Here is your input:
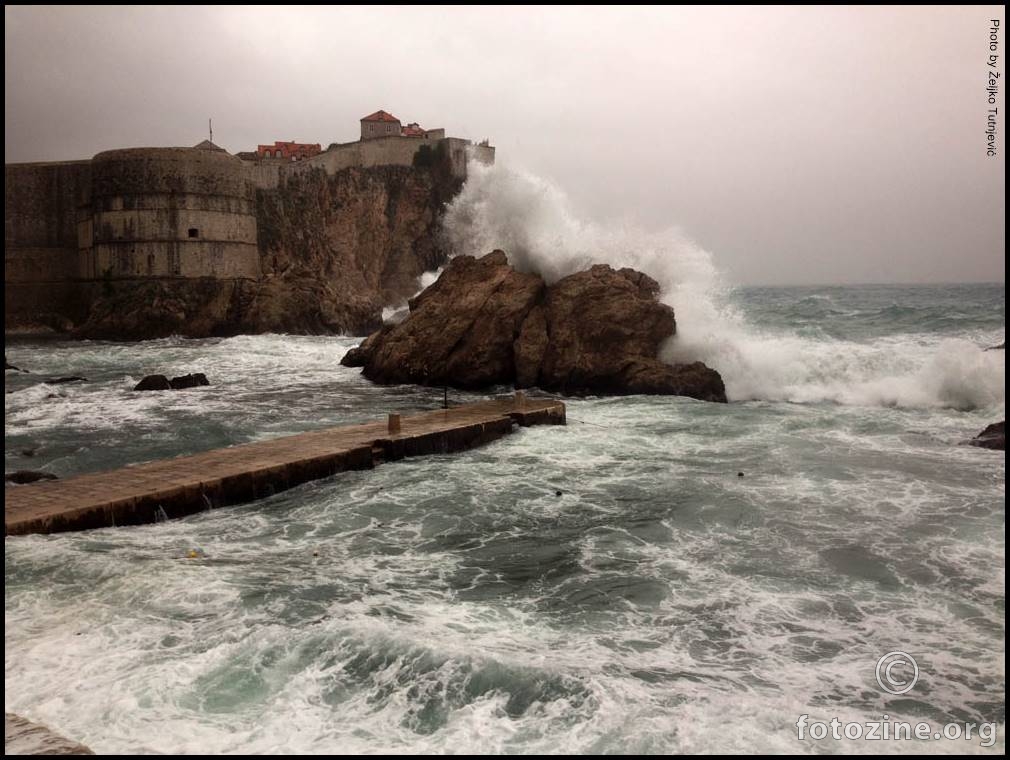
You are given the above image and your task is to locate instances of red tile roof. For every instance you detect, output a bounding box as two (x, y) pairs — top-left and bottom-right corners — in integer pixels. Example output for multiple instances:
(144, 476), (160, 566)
(256, 141), (322, 159)
(401, 123), (426, 137)
(361, 110), (400, 123)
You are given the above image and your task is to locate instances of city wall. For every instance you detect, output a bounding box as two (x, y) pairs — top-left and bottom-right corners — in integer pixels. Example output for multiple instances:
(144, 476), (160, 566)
(5, 135), (494, 331)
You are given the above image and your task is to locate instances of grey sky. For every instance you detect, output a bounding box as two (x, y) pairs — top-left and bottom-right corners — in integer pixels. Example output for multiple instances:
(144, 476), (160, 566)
(4, 5), (1005, 285)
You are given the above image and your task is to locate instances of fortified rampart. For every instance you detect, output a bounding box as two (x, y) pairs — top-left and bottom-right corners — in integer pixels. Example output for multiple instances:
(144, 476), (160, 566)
(305, 134), (493, 178)
(5, 126), (494, 332)
(5, 160), (92, 326)
(81, 148), (260, 280)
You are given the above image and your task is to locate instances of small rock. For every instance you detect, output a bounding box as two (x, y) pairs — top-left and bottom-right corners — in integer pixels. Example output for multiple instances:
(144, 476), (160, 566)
(340, 346), (370, 368)
(555, 490), (563, 496)
(169, 373), (210, 390)
(967, 420), (1005, 451)
(738, 472), (745, 477)
(5, 356), (28, 372)
(985, 341), (1005, 351)
(43, 376), (87, 385)
(134, 375), (172, 391)
(6, 470), (59, 484)
(21, 447), (38, 458)
(340, 328), (390, 368)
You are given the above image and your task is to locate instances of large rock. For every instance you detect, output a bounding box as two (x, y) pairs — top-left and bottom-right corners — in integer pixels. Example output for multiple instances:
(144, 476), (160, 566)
(361, 251), (545, 388)
(617, 359), (727, 401)
(134, 374), (171, 391)
(968, 420), (1005, 450)
(518, 264), (724, 400)
(169, 373), (210, 390)
(513, 304), (549, 388)
(351, 251), (726, 402)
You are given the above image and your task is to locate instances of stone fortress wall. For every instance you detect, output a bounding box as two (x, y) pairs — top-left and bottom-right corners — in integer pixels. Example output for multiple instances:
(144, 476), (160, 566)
(246, 133), (494, 190)
(82, 148), (260, 280)
(5, 122), (495, 330)
(303, 134), (494, 178)
(5, 161), (93, 326)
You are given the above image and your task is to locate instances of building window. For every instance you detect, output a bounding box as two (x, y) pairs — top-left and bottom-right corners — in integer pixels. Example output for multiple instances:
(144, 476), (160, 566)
(188, 228), (199, 238)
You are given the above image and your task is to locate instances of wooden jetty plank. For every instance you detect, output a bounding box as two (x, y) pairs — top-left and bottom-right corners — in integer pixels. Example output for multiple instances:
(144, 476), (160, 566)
(5, 396), (565, 536)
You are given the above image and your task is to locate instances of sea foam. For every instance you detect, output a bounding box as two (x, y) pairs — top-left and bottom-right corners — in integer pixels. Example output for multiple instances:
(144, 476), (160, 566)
(440, 162), (1004, 410)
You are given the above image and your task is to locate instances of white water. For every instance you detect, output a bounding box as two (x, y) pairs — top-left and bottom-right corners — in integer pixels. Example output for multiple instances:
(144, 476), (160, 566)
(5, 361), (1005, 753)
(441, 163), (1004, 410)
(4, 163), (1004, 756)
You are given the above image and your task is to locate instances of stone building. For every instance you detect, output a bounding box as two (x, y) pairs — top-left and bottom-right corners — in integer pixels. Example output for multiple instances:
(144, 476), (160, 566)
(360, 109), (401, 140)
(360, 111), (445, 141)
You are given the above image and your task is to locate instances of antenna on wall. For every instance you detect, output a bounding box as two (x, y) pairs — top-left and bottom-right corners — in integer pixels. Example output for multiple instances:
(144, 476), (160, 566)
(209, 118), (213, 144)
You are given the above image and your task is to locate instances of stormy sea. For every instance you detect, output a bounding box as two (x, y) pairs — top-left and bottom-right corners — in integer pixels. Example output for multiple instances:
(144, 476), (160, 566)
(4, 166), (1005, 754)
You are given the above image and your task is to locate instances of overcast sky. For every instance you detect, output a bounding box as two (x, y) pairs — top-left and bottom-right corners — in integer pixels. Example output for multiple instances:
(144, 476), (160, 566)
(5, 5), (1005, 285)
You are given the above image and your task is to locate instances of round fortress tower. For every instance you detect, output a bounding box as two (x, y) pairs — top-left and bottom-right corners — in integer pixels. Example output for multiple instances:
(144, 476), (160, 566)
(81, 147), (260, 279)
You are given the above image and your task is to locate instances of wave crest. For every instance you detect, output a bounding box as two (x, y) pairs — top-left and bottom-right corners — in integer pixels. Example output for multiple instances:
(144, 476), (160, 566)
(441, 162), (1003, 410)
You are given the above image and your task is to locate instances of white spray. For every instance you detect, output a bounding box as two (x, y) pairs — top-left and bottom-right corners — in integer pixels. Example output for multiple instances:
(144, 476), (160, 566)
(435, 162), (1004, 410)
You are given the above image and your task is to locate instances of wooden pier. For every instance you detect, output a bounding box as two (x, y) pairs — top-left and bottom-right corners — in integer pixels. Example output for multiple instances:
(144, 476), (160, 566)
(4, 395), (566, 537)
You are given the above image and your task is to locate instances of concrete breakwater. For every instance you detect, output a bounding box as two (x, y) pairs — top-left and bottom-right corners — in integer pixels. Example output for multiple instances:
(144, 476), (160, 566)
(4, 396), (565, 536)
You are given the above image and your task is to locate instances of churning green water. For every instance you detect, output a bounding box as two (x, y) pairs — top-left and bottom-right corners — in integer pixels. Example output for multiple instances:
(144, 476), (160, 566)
(4, 283), (1005, 753)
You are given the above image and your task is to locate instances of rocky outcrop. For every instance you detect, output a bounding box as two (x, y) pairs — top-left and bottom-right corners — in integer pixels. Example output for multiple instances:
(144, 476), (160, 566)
(134, 373), (210, 391)
(358, 251), (545, 387)
(169, 373), (209, 390)
(968, 420), (1005, 450)
(73, 163), (461, 339)
(133, 375), (171, 391)
(517, 264), (724, 400)
(346, 251), (726, 402)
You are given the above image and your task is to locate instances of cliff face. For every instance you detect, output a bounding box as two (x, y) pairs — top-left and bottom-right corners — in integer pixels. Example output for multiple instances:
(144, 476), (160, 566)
(74, 164), (460, 339)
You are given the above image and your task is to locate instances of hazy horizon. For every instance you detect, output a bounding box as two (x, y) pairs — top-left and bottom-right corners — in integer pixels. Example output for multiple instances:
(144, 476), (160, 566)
(5, 5), (1005, 286)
